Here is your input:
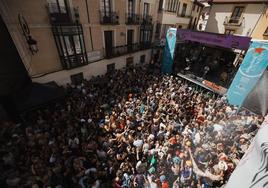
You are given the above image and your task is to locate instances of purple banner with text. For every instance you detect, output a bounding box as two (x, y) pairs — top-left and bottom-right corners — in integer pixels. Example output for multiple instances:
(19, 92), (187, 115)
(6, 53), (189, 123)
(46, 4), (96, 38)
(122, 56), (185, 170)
(177, 29), (251, 50)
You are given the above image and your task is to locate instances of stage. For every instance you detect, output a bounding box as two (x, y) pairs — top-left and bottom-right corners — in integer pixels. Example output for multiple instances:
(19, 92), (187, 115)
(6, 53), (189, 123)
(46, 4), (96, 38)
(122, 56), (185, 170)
(176, 73), (227, 95)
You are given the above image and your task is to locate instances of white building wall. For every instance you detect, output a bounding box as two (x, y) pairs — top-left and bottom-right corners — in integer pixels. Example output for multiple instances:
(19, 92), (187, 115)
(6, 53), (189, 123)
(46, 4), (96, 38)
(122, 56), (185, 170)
(205, 4), (263, 36)
(32, 50), (152, 85)
(161, 13), (191, 25)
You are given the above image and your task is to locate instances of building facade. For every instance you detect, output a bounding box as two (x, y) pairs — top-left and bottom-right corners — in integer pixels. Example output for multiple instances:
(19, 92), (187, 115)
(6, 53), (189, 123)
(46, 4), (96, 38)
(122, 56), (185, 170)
(205, 0), (268, 37)
(155, 0), (203, 40)
(251, 7), (268, 40)
(196, 0), (211, 31)
(0, 0), (159, 85)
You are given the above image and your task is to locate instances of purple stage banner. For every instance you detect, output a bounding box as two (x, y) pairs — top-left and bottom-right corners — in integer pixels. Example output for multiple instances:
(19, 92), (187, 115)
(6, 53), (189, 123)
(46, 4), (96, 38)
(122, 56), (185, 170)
(177, 29), (251, 50)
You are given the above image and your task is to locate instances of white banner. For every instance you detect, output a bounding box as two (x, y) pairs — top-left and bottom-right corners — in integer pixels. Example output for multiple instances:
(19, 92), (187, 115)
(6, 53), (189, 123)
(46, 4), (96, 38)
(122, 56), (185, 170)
(226, 115), (268, 188)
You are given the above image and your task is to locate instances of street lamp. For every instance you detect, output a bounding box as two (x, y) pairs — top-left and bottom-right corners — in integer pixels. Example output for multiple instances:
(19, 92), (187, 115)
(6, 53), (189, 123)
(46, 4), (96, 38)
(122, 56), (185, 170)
(27, 35), (38, 55)
(18, 14), (38, 55)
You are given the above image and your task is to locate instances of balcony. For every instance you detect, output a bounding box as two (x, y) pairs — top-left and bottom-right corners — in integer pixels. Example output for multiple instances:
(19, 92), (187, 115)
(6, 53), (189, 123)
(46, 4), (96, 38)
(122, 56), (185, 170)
(140, 42), (152, 50)
(100, 11), (119, 25)
(51, 24), (88, 70)
(142, 15), (153, 24)
(104, 42), (151, 59)
(177, 13), (192, 18)
(47, 3), (79, 24)
(224, 16), (244, 27)
(126, 13), (141, 25)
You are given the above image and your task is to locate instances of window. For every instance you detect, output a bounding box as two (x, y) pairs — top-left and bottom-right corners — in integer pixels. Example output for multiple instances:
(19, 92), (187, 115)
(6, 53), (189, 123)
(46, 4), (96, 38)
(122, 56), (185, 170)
(71, 72), (84, 85)
(140, 55), (146, 64)
(107, 63), (115, 73)
(143, 3), (149, 17)
(177, 2), (181, 16)
(193, 17), (197, 29)
(166, 0), (179, 12)
(128, 0), (135, 15)
(192, 4), (196, 11)
(159, 0), (164, 10)
(181, 3), (187, 17)
(101, 0), (112, 16)
(48, 0), (67, 13)
(225, 29), (235, 35)
(59, 35), (82, 56)
(230, 6), (244, 23)
(52, 24), (87, 69)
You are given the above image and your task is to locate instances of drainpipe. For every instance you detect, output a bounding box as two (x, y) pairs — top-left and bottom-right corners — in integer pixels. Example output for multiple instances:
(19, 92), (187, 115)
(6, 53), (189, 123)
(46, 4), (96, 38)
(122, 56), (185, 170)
(85, 0), (94, 50)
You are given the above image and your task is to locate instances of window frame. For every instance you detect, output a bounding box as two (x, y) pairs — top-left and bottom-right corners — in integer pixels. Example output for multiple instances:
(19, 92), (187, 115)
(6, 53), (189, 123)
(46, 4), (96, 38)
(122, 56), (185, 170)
(263, 27), (268, 36)
(229, 6), (244, 23)
(181, 3), (187, 17)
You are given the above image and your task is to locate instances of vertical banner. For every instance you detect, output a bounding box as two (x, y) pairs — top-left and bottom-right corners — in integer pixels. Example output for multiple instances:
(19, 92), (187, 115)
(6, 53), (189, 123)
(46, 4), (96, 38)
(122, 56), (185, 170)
(226, 115), (268, 188)
(161, 28), (177, 74)
(242, 70), (268, 116)
(227, 41), (268, 106)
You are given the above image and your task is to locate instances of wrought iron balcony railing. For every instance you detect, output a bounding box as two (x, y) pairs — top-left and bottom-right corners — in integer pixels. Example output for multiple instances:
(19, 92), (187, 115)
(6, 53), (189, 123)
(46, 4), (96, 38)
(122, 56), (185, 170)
(126, 13), (141, 25)
(224, 16), (244, 26)
(99, 10), (119, 25)
(48, 3), (79, 24)
(142, 15), (153, 24)
(177, 13), (192, 18)
(104, 42), (151, 59)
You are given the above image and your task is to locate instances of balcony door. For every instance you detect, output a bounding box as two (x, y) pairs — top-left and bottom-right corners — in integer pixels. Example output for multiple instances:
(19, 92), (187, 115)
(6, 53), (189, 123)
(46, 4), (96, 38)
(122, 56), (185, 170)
(47, 0), (69, 22)
(230, 6), (244, 23)
(104, 30), (113, 58)
(101, 0), (112, 22)
(128, 0), (135, 15)
(127, 29), (134, 52)
(143, 3), (149, 17)
(181, 3), (187, 17)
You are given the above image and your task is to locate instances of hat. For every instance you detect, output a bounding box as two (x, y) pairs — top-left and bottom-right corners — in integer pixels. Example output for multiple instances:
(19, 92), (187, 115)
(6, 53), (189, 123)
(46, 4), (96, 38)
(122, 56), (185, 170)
(148, 167), (156, 174)
(186, 141), (191, 147)
(218, 161), (228, 171)
(160, 175), (166, 182)
(173, 156), (181, 164)
(186, 160), (192, 167)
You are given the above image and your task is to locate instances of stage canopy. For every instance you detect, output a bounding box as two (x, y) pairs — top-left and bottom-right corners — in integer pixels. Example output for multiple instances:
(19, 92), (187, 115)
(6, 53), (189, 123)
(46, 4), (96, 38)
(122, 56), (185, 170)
(176, 29), (251, 50)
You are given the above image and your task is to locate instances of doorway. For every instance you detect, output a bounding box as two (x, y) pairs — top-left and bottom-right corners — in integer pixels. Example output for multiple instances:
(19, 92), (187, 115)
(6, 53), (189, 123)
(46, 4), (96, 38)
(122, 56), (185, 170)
(127, 29), (134, 52)
(104, 30), (113, 57)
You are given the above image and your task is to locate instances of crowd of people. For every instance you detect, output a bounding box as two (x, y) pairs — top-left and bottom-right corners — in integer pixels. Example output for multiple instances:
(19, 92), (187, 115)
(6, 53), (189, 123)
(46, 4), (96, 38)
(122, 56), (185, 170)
(0, 64), (263, 188)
